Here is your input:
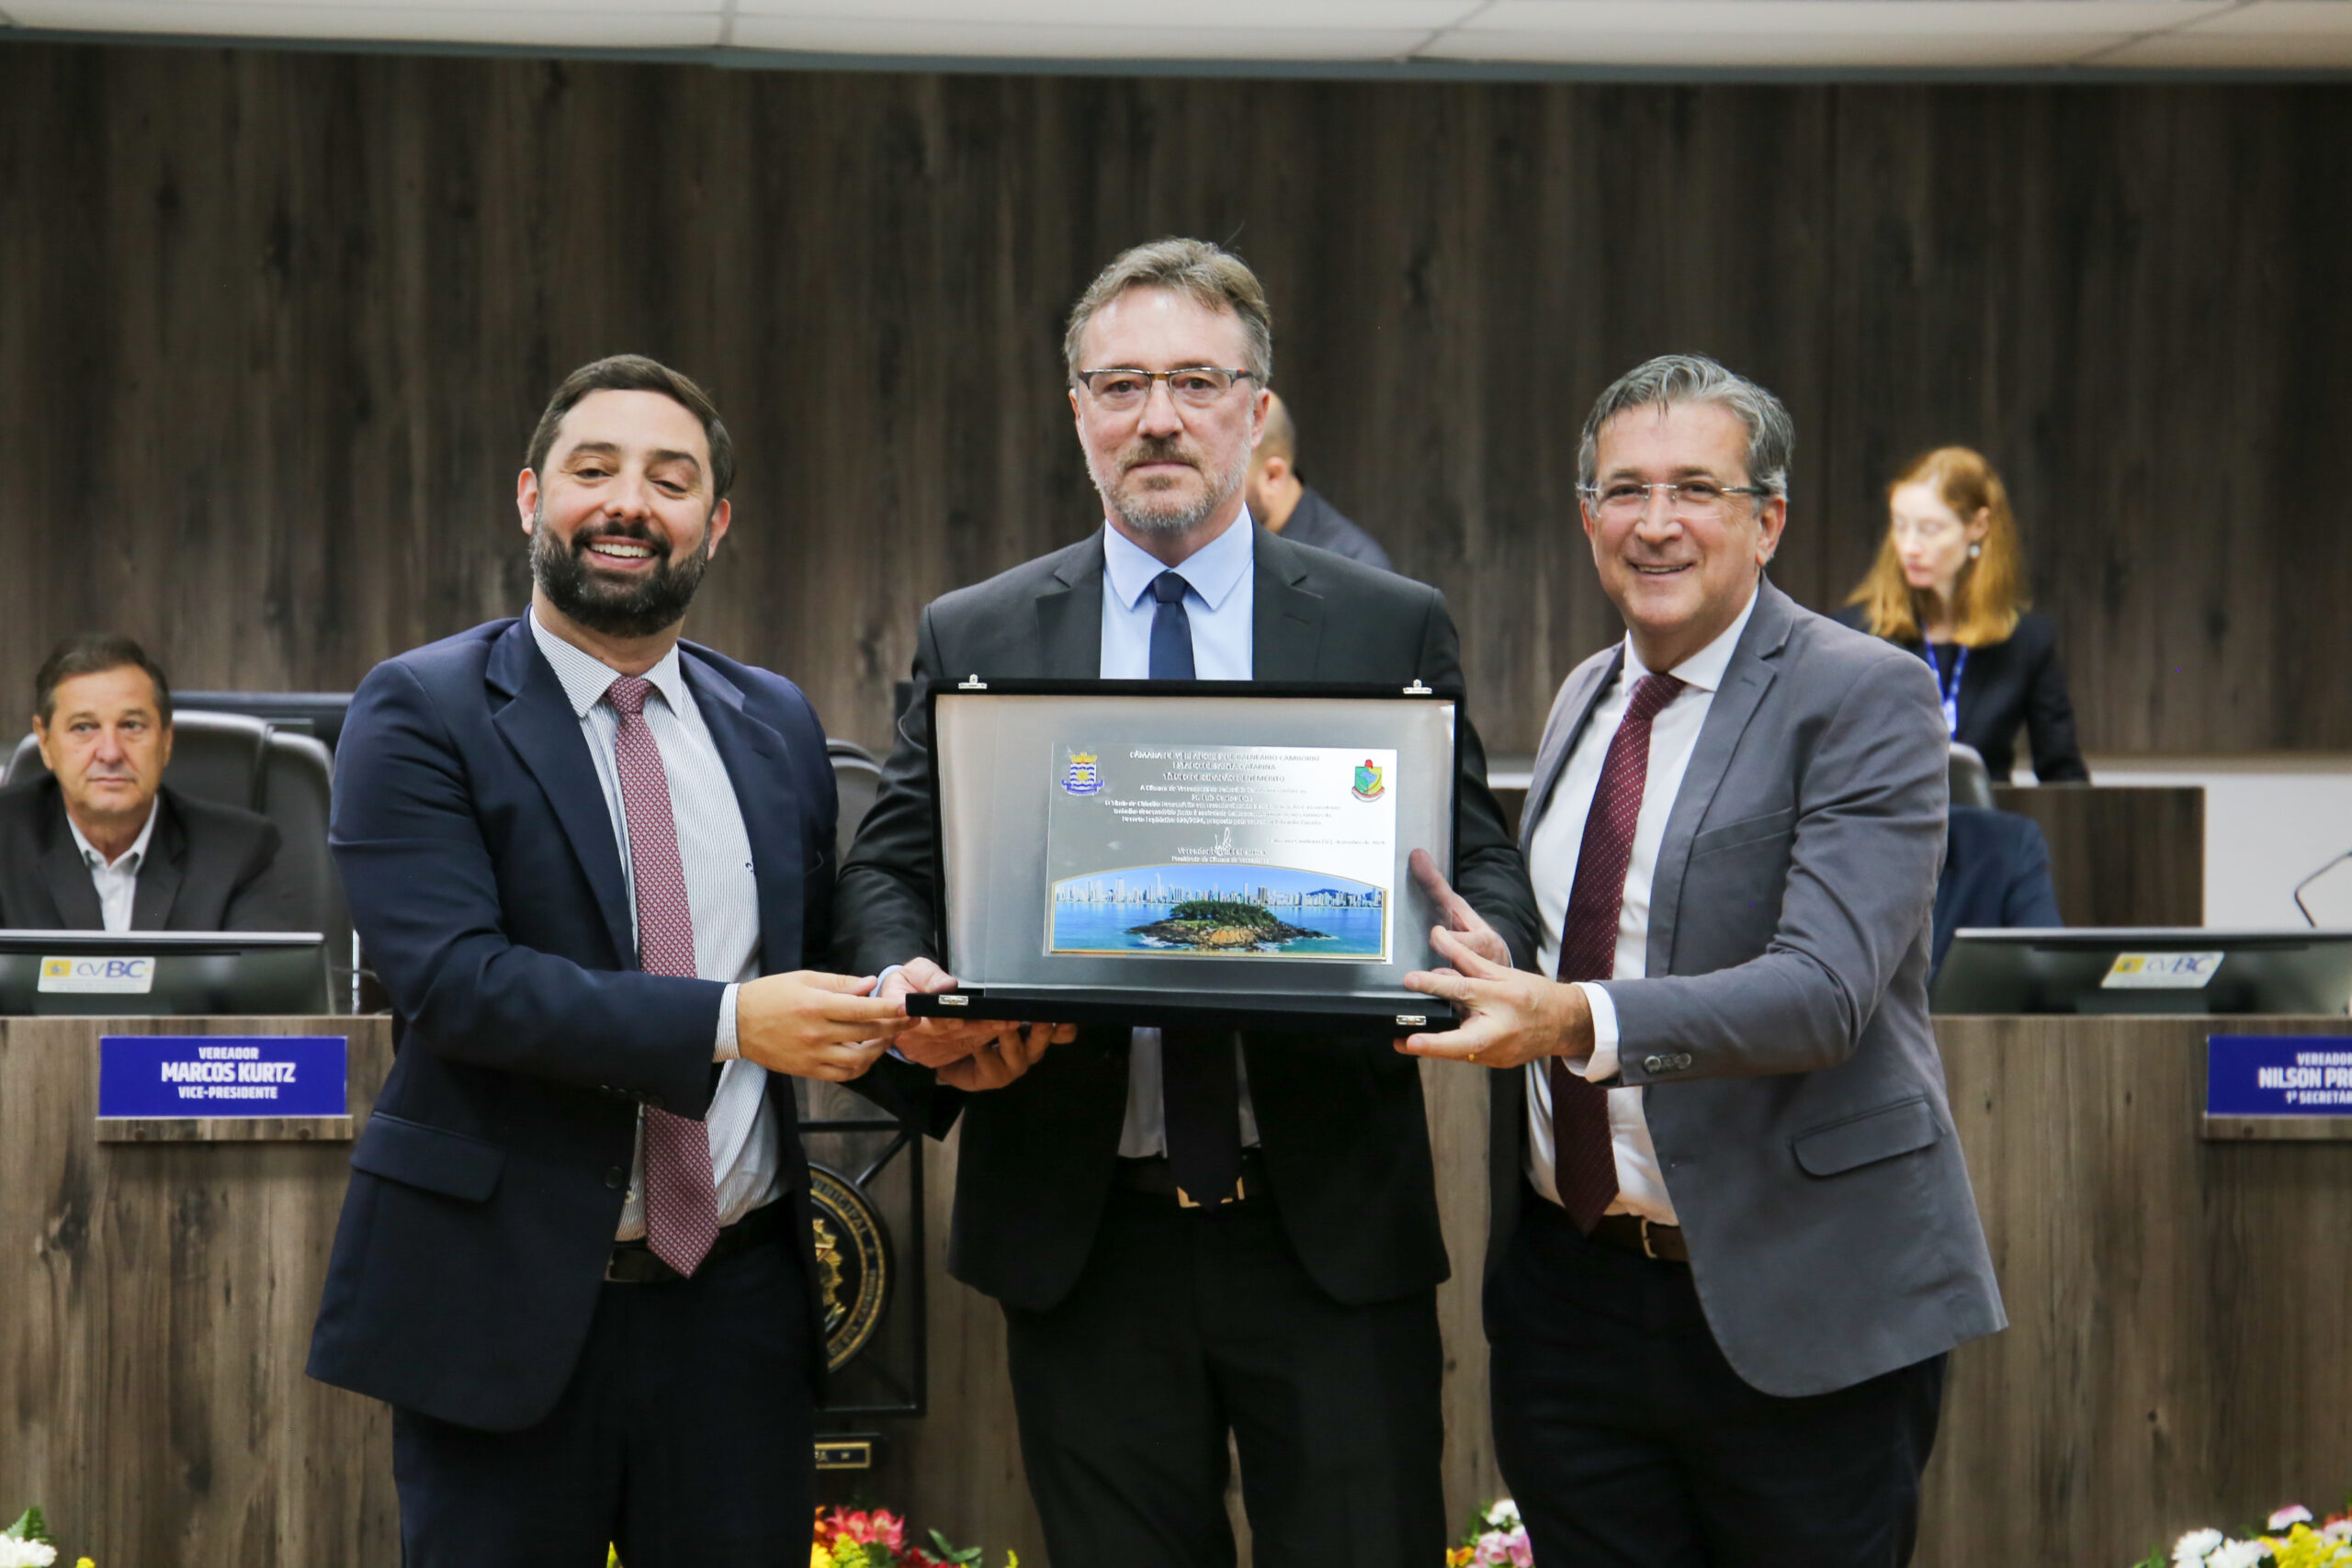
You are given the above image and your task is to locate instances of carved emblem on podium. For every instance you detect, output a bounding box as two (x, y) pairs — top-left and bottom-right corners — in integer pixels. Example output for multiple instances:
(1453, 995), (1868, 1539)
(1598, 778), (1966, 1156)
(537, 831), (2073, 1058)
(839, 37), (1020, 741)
(808, 1164), (892, 1373)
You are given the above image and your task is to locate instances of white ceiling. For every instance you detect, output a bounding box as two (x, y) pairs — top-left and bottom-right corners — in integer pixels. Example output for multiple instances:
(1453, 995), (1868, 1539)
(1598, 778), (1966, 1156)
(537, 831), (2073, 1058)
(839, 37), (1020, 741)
(4, 0), (2351, 70)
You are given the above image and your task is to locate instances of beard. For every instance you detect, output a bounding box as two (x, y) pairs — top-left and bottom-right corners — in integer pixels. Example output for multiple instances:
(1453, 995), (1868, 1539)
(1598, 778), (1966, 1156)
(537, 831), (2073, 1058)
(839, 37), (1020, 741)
(530, 504), (713, 639)
(1093, 433), (1252, 537)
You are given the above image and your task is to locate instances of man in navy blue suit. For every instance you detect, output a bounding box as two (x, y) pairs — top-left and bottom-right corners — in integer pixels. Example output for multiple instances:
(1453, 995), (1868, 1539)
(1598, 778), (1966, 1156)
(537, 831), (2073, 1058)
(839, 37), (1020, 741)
(306, 355), (928, 1568)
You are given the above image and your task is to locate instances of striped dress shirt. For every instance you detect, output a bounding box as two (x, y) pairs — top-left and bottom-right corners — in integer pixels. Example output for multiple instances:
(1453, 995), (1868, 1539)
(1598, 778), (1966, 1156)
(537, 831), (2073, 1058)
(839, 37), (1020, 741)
(528, 610), (782, 1238)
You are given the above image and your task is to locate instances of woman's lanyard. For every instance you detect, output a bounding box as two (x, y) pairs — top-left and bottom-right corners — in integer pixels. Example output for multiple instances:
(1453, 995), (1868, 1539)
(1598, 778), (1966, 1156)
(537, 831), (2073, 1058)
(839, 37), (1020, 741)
(1921, 642), (1966, 738)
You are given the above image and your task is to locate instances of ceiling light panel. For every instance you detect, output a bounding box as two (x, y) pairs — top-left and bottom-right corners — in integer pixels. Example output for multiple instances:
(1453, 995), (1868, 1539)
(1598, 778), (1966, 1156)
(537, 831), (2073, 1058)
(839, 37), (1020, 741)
(6, 0), (723, 42)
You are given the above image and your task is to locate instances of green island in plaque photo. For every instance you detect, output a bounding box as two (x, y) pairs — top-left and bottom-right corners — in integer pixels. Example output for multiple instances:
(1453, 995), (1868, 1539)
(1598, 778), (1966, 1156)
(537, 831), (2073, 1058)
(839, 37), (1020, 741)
(1050, 864), (1387, 958)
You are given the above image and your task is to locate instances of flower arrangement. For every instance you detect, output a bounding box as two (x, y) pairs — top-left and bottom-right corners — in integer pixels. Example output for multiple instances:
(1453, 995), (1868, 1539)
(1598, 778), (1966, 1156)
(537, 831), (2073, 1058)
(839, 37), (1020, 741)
(809, 1507), (1012, 1568)
(2134, 1503), (2352, 1567)
(1446, 1499), (1531, 1567)
(1, 1508), (94, 1568)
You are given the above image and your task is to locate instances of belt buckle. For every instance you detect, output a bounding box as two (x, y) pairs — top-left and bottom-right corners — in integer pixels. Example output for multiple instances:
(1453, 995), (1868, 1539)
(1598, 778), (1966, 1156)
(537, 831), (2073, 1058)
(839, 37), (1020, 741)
(1176, 1176), (1246, 1210)
(1638, 1218), (1660, 1260)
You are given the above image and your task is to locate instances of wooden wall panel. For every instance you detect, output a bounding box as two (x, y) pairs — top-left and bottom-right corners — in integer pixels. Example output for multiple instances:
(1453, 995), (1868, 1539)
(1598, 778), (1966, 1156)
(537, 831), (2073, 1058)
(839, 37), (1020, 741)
(2, 47), (2349, 761)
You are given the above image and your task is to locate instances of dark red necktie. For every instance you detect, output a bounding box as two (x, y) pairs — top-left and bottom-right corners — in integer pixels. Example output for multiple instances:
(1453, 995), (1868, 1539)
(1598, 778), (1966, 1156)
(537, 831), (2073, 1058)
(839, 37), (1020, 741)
(606, 675), (723, 1277)
(1550, 671), (1684, 1233)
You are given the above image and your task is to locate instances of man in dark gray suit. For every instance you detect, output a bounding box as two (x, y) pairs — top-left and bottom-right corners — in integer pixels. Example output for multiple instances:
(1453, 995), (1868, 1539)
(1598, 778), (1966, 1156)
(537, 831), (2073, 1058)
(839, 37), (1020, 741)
(0, 633), (296, 931)
(1403, 355), (2003, 1566)
(1245, 391), (1395, 570)
(837, 238), (1536, 1566)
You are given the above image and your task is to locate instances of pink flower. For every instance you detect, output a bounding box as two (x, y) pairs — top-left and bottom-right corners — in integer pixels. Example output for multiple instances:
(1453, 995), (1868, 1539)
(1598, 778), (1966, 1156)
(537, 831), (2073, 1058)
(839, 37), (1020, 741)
(2269, 1505), (2314, 1531)
(1508, 1529), (1533, 1567)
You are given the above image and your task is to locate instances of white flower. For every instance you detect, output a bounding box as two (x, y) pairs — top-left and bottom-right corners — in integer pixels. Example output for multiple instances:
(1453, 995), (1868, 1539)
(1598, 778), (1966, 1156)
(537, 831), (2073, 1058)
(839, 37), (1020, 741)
(1484, 1500), (1522, 1529)
(2271, 1506), (2316, 1530)
(2177, 1530), (2226, 1564)
(2209, 1541), (2273, 1568)
(0, 1540), (59, 1568)
(2324, 1519), (2352, 1542)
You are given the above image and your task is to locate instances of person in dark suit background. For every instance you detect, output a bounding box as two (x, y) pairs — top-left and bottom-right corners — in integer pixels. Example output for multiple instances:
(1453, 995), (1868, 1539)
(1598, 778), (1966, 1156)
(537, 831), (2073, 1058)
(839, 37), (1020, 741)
(1838, 445), (2088, 784)
(1245, 389), (1396, 570)
(835, 239), (1538, 1566)
(305, 355), (906, 1568)
(0, 633), (297, 931)
(1406, 356), (2004, 1566)
(1933, 806), (2063, 974)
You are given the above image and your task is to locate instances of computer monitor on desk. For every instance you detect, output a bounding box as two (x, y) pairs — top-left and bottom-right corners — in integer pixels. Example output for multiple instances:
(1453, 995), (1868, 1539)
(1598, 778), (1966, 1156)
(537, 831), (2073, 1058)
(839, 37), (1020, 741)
(0, 931), (330, 1016)
(1932, 929), (2352, 1016)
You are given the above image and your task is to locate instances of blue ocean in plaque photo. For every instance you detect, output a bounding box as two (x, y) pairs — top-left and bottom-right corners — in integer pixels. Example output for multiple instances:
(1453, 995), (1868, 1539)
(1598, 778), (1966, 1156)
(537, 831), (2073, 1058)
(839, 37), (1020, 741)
(1050, 864), (1388, 959)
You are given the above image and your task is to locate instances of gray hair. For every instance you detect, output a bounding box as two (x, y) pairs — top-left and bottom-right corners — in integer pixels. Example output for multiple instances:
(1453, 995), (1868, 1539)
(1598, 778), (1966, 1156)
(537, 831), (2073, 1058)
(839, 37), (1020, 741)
(1577, 354), (1794, 501)
(1064, 237), (1273, 387)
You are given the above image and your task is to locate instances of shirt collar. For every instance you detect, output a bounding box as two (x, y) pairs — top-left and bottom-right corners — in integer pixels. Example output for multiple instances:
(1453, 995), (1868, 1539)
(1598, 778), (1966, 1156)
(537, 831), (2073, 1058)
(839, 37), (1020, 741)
(1102, 510), (1256, 615)
(1623, 578), (1761, 695)
(67, 795), (160, 874)
(527, 607), (691, 720)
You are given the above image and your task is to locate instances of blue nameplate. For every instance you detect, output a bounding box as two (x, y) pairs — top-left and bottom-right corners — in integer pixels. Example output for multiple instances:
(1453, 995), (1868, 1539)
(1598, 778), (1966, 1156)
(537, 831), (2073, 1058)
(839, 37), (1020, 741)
(2207, 1035), (2352, 1117)
(98, 1035), (348, 1119)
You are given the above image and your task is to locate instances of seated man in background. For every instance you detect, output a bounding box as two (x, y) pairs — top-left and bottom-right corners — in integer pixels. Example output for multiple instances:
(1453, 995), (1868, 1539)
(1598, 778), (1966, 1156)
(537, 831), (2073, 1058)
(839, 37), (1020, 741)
(1246, 389), (1396, 570)
(0, 633), (297, 931)
(1932, 806), (2063, 975)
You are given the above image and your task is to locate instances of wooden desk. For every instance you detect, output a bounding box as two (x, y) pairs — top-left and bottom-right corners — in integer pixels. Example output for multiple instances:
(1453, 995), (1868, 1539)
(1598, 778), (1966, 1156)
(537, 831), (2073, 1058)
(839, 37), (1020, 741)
(9, 1014), (2346, 1565)
(0, 1016), (396, 1567)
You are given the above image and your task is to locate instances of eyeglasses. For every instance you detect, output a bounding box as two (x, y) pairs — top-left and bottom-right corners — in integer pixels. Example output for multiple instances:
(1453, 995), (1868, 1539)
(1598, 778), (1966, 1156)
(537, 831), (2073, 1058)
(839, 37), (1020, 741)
(1579, 479), (1770, 523)
(1073, 367), (1255, 412)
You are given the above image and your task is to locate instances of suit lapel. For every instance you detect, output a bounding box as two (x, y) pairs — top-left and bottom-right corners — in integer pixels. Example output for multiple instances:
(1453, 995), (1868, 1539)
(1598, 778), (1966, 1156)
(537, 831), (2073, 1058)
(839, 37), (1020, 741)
(1520, 648), (1625, 853)
(1036, 533), (1108, 678)
(1250, 528), (1324, 680)
(486, 620), (636, 965)
(129, 795), (185, 930)
(1644, 581), (1793, 972)
(684, 654), (805, 976)
(35, 789), (104, 929)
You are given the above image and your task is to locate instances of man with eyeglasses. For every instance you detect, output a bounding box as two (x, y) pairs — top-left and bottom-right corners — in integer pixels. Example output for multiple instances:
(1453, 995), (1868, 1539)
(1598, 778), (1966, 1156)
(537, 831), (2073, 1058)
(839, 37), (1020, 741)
(1402, 355), (2004, 1566)
(836, 238), (1537, 1565)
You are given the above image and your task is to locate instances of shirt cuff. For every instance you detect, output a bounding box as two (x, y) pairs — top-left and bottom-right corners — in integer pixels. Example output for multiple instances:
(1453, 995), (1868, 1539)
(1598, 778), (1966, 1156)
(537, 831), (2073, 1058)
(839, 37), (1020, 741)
(876, 965), (910, 1062)
(715, 983), (741, 1062)
(1566, 981), (1620, 1083)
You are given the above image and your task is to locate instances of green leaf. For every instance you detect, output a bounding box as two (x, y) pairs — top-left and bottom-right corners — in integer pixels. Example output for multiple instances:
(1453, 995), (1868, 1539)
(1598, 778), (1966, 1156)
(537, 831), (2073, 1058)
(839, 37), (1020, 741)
(926, 1528), (982, 1564)
(4, 1506), (51, 1543)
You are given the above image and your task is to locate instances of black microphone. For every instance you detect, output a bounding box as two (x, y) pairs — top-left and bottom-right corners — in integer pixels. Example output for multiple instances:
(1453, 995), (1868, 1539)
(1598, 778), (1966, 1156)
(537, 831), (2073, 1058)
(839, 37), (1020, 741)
(2291, 848), (2352, 928)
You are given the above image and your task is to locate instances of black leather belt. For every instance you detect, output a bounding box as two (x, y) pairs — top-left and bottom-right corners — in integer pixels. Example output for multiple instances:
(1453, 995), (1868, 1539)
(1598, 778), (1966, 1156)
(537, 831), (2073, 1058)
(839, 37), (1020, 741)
(1113, 1147), (1267, 1208)
(1588, 1212), (1689, 1264)
(605, 1196), (786, 1284)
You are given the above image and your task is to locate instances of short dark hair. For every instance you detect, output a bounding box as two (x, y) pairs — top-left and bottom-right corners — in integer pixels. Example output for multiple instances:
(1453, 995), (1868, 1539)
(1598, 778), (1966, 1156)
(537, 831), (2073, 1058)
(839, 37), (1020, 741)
(36, 633), (173, 727)
(524, 354), (735, 502)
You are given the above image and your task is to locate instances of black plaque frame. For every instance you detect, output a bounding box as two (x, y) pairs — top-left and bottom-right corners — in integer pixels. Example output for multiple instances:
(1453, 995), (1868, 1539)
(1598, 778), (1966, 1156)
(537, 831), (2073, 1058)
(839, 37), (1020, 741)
(908, 677), (1462, 1032)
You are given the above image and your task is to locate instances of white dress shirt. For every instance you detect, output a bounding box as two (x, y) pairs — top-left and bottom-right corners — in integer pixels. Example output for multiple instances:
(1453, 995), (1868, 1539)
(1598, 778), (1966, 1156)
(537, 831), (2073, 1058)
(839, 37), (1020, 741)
(66, 799), (160, 933)
(1097, 517), (1264, 1157)
(528, 611), (781, 1237)
(1524, 586), (1760, 1225)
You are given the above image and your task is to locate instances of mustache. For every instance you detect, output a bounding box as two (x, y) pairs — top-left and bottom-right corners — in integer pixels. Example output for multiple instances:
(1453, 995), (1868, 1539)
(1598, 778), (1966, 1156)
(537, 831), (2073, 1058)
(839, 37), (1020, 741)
(1120, 436), (1201, 473)
(571, 520), (670, 557)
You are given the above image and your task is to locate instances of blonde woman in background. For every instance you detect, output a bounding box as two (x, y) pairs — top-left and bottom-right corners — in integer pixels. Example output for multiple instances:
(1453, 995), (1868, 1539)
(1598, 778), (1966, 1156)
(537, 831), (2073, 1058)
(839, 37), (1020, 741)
(1838, 446), (2089, 783)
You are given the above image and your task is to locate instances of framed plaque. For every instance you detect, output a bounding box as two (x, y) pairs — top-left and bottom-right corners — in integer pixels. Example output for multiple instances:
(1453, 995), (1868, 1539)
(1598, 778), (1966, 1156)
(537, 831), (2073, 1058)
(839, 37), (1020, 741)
(907, 678), (1461, 1031)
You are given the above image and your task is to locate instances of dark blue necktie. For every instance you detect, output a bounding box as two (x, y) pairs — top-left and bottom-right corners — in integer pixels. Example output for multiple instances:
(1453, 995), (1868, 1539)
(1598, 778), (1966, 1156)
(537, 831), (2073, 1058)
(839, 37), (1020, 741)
(1148, 570), (1196, 681)
(1143, 568), (1241, 1202)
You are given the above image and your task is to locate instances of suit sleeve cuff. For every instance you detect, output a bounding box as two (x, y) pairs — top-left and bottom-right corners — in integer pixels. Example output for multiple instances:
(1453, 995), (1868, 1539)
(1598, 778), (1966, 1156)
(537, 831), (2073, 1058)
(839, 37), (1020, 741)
(1567, 980), (1619, 1082)
(715, 983), (741, 1062)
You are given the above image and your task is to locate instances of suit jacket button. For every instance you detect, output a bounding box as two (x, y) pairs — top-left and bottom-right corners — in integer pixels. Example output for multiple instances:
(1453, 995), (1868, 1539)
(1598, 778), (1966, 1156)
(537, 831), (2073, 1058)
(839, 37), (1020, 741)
(605, 1167), (627, 1190)
(1675, 1054), (1693, 1070)
(1644, 1055), (1668, 1073)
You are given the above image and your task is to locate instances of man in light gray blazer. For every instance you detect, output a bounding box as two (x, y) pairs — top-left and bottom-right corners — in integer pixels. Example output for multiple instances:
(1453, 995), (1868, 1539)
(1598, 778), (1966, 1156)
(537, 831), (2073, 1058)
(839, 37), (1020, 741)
(1402, 354), (2004, 1566)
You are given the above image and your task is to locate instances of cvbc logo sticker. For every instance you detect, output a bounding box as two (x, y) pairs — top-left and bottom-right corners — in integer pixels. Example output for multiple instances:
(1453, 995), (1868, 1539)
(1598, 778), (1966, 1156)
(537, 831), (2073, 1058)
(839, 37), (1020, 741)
(38, 954), (157, 993)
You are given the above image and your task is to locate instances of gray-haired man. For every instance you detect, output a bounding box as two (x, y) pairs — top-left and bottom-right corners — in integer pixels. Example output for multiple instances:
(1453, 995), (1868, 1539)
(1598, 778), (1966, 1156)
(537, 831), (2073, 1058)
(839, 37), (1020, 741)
(1403, 355), (2004, 1565)
(837, 238), (1538, 1566)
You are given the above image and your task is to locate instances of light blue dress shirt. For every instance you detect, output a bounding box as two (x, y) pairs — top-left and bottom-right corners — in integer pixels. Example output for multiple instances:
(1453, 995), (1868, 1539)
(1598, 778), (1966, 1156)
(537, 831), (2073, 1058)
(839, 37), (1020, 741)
(1098, 510), (1256, 681)
(1096, 516), (1263, 1157)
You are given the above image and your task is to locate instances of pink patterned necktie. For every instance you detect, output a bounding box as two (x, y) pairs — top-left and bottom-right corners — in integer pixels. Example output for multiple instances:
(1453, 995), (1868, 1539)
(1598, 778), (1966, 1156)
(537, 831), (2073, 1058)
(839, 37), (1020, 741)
(605, 674), (722, 1278)
(1550, 671), (1685, 1234)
